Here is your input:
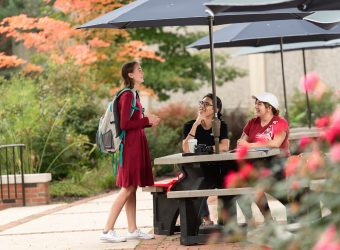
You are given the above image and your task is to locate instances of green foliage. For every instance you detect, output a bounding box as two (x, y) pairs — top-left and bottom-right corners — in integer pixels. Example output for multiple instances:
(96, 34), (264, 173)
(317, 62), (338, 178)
(146, 125), (180, 176)
(146, 103), (196, 176)
(0, 61), (101, 179)
(130, 28), (244, 100)
(50, 179), (92, 198)
(289, 89), (337, 128)
(50, 157), (116, 199)
(221, 108), (248, 150)
(0, 0), (52, 19)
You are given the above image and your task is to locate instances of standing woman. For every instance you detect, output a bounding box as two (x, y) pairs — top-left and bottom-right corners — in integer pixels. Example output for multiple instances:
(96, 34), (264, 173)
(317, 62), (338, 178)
(182, 94), (230, 225)
(100, 61), (160, 242)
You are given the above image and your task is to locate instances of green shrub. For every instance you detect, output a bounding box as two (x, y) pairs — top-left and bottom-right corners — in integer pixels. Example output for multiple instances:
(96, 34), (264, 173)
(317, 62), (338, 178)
(222, 108), (248, 150)
(50, 179), (93, 198)
(146, 103), (196, 176)
(0, 62), (101, 179)
(50, 157), (116, 199)
(289, 89), (337, 128)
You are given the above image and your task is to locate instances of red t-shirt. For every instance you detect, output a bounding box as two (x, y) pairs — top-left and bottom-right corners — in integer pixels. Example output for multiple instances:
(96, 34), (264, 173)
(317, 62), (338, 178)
(243, 116), (290, 156)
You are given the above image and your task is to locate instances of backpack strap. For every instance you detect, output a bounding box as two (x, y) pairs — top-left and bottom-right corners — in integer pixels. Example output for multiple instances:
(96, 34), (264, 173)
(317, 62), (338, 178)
(115, 88), (138, 168)
(116, 88), (139, 118)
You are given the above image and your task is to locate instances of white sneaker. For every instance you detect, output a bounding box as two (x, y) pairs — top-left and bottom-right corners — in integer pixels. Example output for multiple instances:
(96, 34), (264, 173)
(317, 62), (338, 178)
(126, 229), (155, 240)
(100, 230), (127, 242)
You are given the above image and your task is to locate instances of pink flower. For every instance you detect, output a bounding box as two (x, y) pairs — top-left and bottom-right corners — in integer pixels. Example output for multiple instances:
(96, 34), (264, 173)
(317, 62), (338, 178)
(322, 126), (339, 145)
(331, 107), (340, 128)
(315, 116), (330, 128)
(300, 72), (319, 93)
(236, 145), (248, 160)
(239, 163), (255, 180)
(285, 156), (301, 177)
(224, 171), (240, 188)
(330, 143), (340, 163)
(313, 225), (340, 250)
(298, 136), (313, 149)
(290, 180), (300, 190)
(306, 150), (323, 172)
(259, 168), (272, 177)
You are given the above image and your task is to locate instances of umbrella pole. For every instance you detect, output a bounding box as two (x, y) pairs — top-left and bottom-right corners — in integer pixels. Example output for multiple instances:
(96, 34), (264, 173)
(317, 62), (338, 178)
(302, 49), (312, 128)
(279, 38), (289, 122)
(207, 11), (220, 154)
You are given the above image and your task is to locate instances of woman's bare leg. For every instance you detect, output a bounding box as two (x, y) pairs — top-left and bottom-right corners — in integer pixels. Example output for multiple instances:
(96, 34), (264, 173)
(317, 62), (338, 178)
(125, 187), (137, 232)
(104, 186), (135, 231)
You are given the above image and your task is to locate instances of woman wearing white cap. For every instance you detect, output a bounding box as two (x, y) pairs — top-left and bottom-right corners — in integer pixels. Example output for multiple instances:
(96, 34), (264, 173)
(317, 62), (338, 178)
(237, 92), (290, 156)
(237, 92), (290, 223)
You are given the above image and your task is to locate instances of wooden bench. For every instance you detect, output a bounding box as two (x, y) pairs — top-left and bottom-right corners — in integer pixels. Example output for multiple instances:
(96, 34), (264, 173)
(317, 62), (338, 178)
(167, 179), (327, 245)
(289, 127), (322, 141)
(142, 178), (180, 235)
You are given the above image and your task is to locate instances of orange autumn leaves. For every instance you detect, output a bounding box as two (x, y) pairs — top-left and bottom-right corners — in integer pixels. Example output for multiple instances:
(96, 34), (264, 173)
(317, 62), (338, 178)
(49, 0), (123, 22)
(117, 41), (165, 63)
(0, 53), (26, 69)
(0, 14), (108, 70)
(0, 1), (164, 72)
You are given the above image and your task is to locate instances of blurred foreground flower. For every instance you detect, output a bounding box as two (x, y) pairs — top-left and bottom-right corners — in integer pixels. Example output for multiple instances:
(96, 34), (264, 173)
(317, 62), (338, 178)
(236, 145), (249, 161)
(223, 163), (270, 188)
(300, 72), (319, 94)
(321, 107), (340, 144)
(329, 143), (340, 163)
(313, 225), (340, 250)
(300, 72), (328, 100)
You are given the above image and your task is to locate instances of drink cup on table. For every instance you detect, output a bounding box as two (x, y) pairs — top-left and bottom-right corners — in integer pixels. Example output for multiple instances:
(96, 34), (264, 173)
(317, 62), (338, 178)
(188, 139), (198, 153)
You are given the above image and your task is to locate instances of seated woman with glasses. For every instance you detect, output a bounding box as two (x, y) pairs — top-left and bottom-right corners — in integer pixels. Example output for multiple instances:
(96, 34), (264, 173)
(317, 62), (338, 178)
(182, 93), (230, 226)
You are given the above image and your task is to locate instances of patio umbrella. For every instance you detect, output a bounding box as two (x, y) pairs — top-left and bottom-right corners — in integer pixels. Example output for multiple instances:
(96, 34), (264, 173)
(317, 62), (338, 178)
(205, 0), (340, 14)
(78, 0), (310, 153)
(204, 0), (340, 29)
(188, 19), (340, 121)
(304, 11), (340, 30)
(233, 40), (340, 128)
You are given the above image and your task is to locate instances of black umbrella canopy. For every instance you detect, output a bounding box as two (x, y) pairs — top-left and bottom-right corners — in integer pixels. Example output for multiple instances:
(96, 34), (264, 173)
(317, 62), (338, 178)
(304, 11), (340, 30)
(188, 19), (340, 49)
(78, 0), (310, 29)
(77, 0), (309, 153)
(232, 39), (340, 128)
(205, 0), (340, 14)
(232, 40), (340, 57)
(188, 19), (340, 121)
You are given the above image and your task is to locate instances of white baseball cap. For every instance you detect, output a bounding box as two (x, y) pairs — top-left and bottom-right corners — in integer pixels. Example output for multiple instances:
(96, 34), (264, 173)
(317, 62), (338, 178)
(252, 92), (279, 109)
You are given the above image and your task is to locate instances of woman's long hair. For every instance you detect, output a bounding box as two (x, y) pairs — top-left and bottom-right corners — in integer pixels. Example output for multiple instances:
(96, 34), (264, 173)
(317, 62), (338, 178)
(203, 93), (223, 119)
(121, 61), (138, 89)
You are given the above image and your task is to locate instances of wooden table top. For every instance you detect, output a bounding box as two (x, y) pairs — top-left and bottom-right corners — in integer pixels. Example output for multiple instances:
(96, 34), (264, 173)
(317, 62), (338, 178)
(154, 148), (281, 165)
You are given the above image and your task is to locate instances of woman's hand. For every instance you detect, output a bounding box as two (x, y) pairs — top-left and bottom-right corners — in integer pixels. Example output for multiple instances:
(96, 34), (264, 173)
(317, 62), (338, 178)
(147, 114), (160, 127)
(237, 138), (249, 147)
(193, 113), (204, 127)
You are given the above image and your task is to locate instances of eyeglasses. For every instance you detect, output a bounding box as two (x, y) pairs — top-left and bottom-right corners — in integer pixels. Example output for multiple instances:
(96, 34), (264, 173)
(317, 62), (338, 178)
(198, 101), (213, 108)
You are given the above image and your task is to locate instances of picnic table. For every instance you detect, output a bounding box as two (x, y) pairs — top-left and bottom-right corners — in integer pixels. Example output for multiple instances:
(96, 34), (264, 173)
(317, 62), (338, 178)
(146, 148), (281, 245)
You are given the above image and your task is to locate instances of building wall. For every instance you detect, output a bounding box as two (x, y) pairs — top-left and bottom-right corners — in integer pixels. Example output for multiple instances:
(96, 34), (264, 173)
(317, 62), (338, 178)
(148, 46), (340, 114)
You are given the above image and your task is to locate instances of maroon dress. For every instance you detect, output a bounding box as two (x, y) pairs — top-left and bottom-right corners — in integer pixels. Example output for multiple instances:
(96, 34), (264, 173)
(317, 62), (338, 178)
(116, 91), (154, 187)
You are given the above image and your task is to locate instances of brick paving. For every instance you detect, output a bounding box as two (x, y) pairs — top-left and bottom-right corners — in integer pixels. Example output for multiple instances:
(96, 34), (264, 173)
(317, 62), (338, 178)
(135, 234), (263, 250)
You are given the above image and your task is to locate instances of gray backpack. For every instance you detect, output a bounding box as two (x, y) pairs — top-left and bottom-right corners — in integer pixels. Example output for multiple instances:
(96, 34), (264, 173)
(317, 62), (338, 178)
(96, 88), (139, 158)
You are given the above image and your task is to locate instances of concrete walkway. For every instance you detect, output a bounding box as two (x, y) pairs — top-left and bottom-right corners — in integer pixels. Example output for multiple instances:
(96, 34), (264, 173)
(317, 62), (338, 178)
(0, 189), (153, 250)
(0, 189), (289, 250)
